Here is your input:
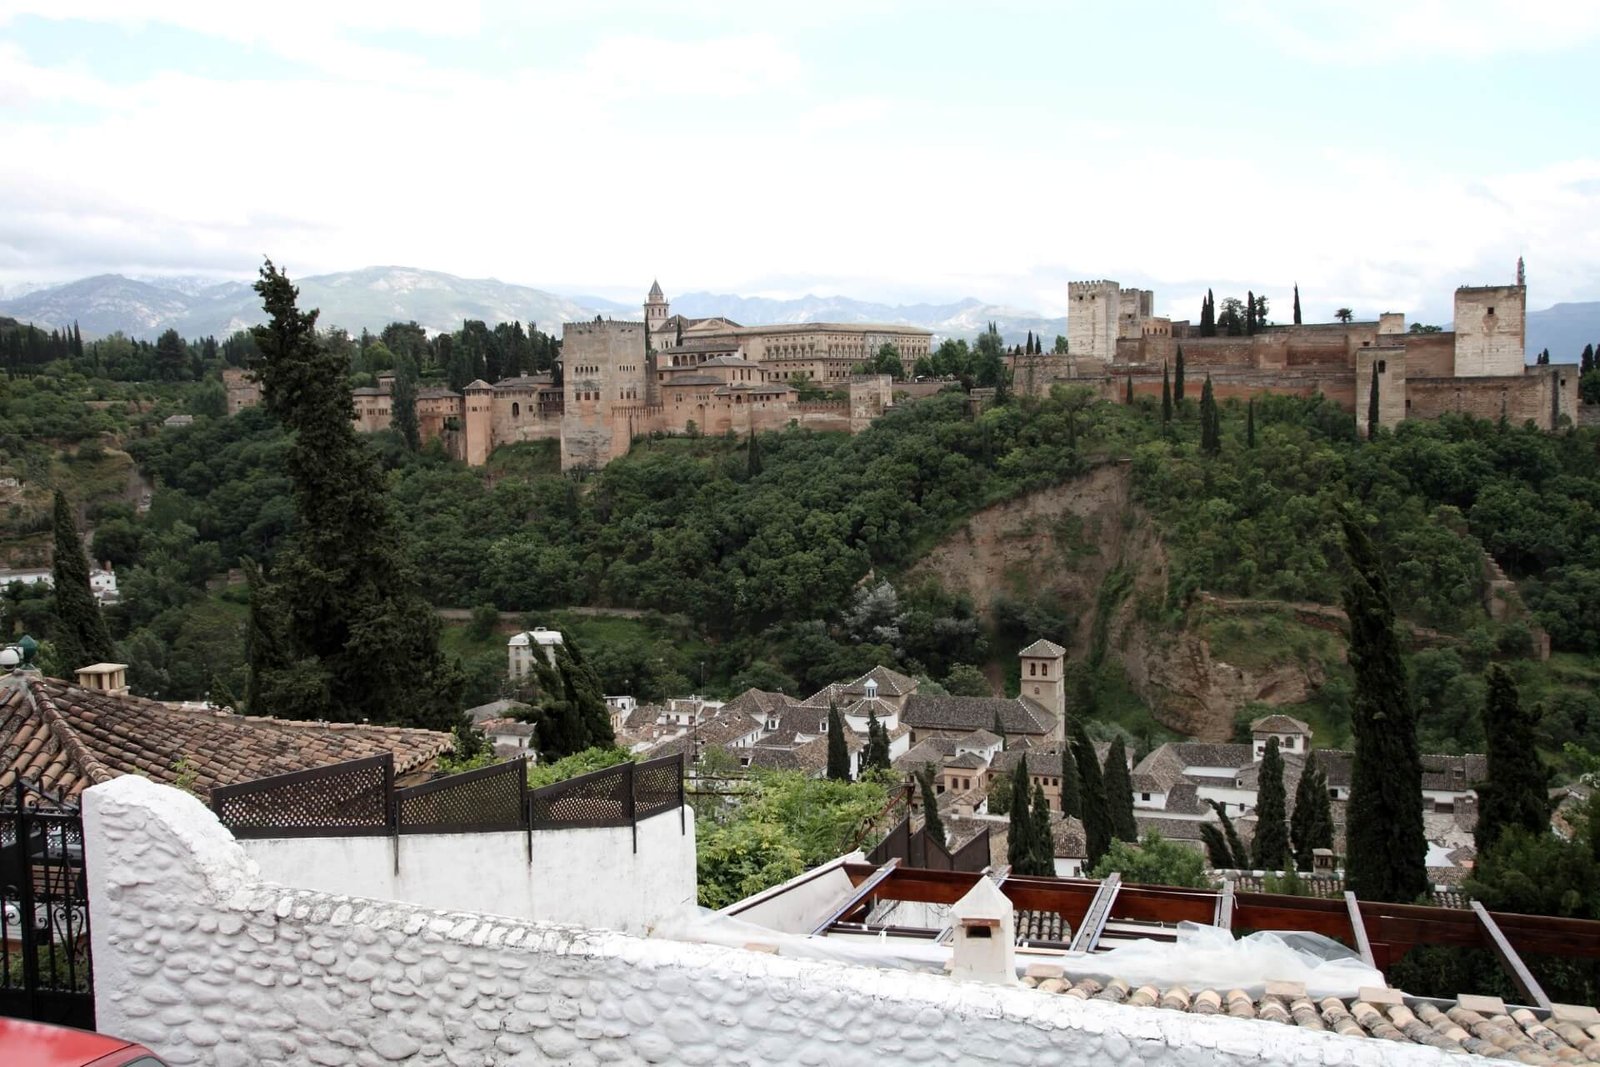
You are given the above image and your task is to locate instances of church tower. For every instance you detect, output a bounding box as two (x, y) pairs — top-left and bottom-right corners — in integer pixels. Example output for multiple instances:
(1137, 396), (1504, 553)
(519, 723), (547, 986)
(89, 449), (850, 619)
(644, 279), (670, 331)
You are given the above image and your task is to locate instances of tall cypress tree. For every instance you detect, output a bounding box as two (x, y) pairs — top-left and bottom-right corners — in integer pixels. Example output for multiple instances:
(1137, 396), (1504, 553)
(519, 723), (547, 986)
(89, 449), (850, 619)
(1125, 376), (1134, 405)
(1290, 758), (1334, 871)
(246, 260), (462, 730)
(1200, 289), (1216, 337)
(1007, 755), (1035, 870)
(1366, 362), (1381, 439)
(1161, 363), (1173, 426)
(390, 370), (421, 452)
(1251, 737), (1291, 870)
(1073, 724), (1113, 867)
(746, 430), (762, 479)
(1199, 375), (1220, 455)
(1059, 743), (1082, 819)
(1031, 781), (1055, 875)
(1245, 398), (1256, 448)
(826, 702), (850, 781)
(919, 769), (946, 847)
(50, 490), (114, 672)
(1341, 517), (1426, 902)
(1208, 800), (1250, 870)
(1102, 736), (1138, 841)
(1582, 343), (1594, 375)
(1475, 665), (1548, 853)
(1174, 346), (1186, 405)
(865, 705), (890, 772)
(1246, 290), (1257, 335)
(1293, 284), (1302, 325)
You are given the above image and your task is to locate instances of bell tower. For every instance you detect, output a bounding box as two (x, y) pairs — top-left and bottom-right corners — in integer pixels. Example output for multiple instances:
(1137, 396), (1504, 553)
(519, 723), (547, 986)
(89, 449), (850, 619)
(644, 279), (670, 331)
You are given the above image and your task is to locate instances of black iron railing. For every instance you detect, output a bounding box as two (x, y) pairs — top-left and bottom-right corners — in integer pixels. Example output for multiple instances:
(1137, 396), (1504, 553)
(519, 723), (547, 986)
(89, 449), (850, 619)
(1, 784), (94, 1029)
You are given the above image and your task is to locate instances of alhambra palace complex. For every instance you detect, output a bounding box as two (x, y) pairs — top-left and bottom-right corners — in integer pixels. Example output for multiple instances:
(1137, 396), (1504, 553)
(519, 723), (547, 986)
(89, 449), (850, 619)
(223, 268), (1579, 468)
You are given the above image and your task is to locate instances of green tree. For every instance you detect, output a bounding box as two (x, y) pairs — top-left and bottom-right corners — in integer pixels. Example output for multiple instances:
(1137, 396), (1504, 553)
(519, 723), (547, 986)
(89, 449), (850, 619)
(245, 260), (462, 730)
(1073, 724), (1113, 867)
(944, 663), (991, 697)
(920, 768), (946, 847)
(155, 327), (190, 380)
(1059, 742), (1082, 819)
(1293, 284), (1302, 326)
(826, 701), (849, 780)
(1102, 736), (1138, 841)
(391, 369), (421, 452)
(50, 490), (115, 672)
(1199, 822), (1239, 869)
(1031, 780), (1055, 874)
(1199, 375), (1220, 455)
(1290, 758), (1334, 871)
(746, 430), (762, 479)
(1125, 376), (1134, 405)
(1245, 397), (1256, 448)
(1246, 290), (1257, 335)
(865, 704), (890, 773)
(1366, 362), (1380, 440)
(1335, 307), (1354, 323)
(1007, 754), (1035, 870)
(1341, 516), (1427, 902)
(1089, 832), (1211, 888)
(1475, 665), (1548, 853)
(1161, 363), (1172, 426)
(1174, 346), (1186, 404)
(1251, 736), (1291, 870)
(518, 637), (615, 758)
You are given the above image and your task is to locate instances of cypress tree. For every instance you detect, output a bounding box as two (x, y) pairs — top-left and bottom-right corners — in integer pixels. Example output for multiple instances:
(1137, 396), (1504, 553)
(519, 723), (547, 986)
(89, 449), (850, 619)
(391, 370), (420, 451)
(1199, 375), (1220, 455)
(1366, 362), (1380, 439)
(1161, 363), (1172, 425)
(865, 705), (890, 772)
(1031, 780), (1055, 875)
(1174, 346), (1186, 405)
(1125, 376), (1134, 405)
(1059, 743), (1082, 818)
(1208, 800), (1250, 870)
(1475, 665), (1548, 853)
(1073, 724), (1113, 867)
(1007, 755), (1035, 870)
(1200, 289), (1216, 337)
(826, 702), (850, 781)
(1102, 736), (1138, 841)
(1251, 737), (1291, 871)
(1341, 517), (1427, 903)
(50, 490), (114, 672)
(1246, 290), (1257, 335)
(920, 769), (946, 848)
(1025, 330), (1034, 355)
(1245, 398), (1256, 448)
(242, 557), (292, 716)
(1582, 343), (1594, 375)
(1293, 284), (1302, 325)
(993, 709), (1007, 749)
(1291, 758), (1334, 871)
(247, 261), (462, 730)
(746, 430), (762, 479)
(1200, 823), (1238, 869)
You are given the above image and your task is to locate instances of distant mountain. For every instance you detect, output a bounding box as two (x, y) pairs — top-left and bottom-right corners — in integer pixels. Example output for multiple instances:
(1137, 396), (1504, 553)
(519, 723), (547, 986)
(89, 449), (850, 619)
(1527, 302), (1600, 363)
(671, 291), (1067, 344)
(0, 267), (611, 340)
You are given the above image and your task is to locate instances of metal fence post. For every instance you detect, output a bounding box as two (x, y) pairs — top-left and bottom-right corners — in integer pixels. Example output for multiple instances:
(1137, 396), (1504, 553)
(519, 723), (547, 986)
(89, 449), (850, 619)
(678, 752), (686, 835)
(15, 784), (40, 1021)
(625, 761), (638, 854)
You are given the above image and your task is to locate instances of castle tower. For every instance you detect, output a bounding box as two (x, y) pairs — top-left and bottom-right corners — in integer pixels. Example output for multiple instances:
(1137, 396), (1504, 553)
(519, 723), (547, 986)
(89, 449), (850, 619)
(462, 379), (494, 466)
(644, 279), (670, 331)
(1067, 280), (1121, 365)
(1018, 638), (1067, 741)
(1453, 275), (1526, 377)
(559, 318), (650, 470)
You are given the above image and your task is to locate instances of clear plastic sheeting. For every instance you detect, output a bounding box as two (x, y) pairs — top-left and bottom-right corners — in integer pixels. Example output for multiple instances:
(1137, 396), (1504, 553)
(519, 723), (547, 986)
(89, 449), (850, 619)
(1069, 922), (1386, 999)
(651, 906), (952, 972)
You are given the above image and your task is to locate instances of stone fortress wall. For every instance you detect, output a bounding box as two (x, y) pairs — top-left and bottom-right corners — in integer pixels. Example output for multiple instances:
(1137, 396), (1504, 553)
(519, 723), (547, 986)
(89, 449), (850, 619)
(83, 774), (1471, 1067)
(1041, 265), (1578, 435)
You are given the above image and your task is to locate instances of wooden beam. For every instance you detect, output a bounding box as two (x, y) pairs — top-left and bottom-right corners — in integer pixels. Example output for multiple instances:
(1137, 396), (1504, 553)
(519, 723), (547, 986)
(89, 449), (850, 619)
(1070, 873), (1121, 953)
(1472, 901), (1552, 1011)
(811, 859), (899, 935)
(1215, 879), (1235, 931)
(1345, 892), (1375, 968)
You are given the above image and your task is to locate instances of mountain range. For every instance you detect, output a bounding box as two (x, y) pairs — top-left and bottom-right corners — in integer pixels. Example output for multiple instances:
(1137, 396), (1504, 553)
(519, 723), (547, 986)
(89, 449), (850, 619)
(0, 267), (1594, 357)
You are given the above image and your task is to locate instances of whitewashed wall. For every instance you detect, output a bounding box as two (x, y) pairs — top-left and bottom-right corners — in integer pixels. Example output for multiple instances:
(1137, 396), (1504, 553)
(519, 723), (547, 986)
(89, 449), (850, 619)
(239, 808), (694, 935)
(85, 776), (1476, 1067)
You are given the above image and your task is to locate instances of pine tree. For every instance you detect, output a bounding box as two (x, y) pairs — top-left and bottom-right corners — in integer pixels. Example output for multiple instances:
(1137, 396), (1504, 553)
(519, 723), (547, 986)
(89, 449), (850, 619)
(1031, 780), (1055, 875)
(1290, 758), (1334, 871)
(1293, 284), (1302, 326)
(826, 702), (850, 781)
(50, 490), (114, 672)
(920, 768), (946, 847)
(1366, 362), (1380, 439)
(1199, 375), (1220, 455)
(1246, 290), (1256, 335)
(1174, 346), (1186, 405)
(1475, 665), (1548, 853)
(1008, 755), (1035, 870)
(246, 260), (462, 730)
(1251, 737), (1291, 871)
(1245, 398), (1256, 449)
(1059, 743), (1082, 819)
(1102, 736), (1138, 841)
(1073, 724), (1113, 868)
(1341, 516), (1427, 903)
(1161, 363), (1173, 426)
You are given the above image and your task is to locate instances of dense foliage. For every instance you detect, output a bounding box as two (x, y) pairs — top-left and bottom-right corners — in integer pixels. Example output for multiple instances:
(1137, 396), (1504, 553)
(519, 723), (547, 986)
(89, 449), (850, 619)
(1088, 831), (1211, 889)
(1251, 736), (1290, 871)
(1475, 665), (1550, 853)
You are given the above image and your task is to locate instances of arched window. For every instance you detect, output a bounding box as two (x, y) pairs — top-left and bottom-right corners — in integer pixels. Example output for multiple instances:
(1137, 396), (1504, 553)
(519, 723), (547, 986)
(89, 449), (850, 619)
(511, 402), (520, 418)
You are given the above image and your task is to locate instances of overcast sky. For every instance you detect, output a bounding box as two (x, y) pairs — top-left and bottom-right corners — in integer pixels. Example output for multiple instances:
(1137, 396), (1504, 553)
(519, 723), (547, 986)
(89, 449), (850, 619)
(2, 1), (1597, 324)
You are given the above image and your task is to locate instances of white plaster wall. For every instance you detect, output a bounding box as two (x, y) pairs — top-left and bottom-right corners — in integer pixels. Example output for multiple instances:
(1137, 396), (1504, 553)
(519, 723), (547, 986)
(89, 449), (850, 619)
(239, 809), (695, 936)
(85, 776), (1481, 1067)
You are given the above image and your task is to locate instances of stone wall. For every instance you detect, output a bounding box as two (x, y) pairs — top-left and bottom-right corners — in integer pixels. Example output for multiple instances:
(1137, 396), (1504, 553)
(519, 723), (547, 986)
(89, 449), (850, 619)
(82, 775), (1473, 1067)
(1453, 285), (1526, 376)
(1068, 280), (1120, 364)
(1407, 369), (1565, 429)
(1354, 347), (1406, 436)
(562, 320), (649, 470)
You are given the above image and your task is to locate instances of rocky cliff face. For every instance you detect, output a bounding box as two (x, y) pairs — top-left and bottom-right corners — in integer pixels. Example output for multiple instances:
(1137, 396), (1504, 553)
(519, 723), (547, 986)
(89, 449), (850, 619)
(905, 463), (1336, 741)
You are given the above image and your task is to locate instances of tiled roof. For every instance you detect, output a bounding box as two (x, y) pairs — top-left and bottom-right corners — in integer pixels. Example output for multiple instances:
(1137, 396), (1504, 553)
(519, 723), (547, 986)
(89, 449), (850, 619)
(661, 374), (724, 387)
(797, 683), (848, 709)
(1019, 638), (1066, 658)
(945, 752), (986, 770)
(1167, 741), (1256, 773)
(843, 666), (919, 698)
(956, 728), (1001, 749)
(0, 674), (453, 804)
(1050, 814), (1087, 859)
(479, 718), (536, 738)
(1017, 975), (1600, 1058)
(720, 688), (795, 721)
(893, 738), (957, 772)
(1250, 713), (1312, 735)
(902, 695), (1055, 736)
(465, 698), (529, 724)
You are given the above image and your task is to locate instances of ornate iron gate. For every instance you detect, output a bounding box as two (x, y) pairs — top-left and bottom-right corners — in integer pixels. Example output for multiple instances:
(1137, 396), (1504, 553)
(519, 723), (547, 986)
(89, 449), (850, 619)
(0, 785), (94, 1028)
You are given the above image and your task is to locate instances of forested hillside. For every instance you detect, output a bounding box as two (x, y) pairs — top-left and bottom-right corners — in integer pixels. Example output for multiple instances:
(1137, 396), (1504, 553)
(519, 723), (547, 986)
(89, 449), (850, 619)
(4, 344), (1600, 778)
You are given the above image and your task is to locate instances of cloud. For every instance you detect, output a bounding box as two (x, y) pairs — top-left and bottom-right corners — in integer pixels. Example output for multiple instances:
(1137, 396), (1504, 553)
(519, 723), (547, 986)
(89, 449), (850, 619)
(1232, 0), (1600, 63)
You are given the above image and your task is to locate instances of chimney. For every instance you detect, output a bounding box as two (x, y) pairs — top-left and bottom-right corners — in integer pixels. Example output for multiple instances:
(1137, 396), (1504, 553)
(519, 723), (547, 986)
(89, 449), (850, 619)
(949, 877), (1016, 985)
(75, 662), (129, 695)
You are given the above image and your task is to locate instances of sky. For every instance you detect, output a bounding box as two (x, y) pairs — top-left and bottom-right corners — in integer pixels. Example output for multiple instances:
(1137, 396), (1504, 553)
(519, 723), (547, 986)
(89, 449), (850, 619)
(2, 1), (1598, 324)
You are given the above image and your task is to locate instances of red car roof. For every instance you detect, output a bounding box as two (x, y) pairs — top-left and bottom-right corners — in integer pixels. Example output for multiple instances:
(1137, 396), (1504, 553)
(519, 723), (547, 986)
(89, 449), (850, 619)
(0, 1017), (142, 1067)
